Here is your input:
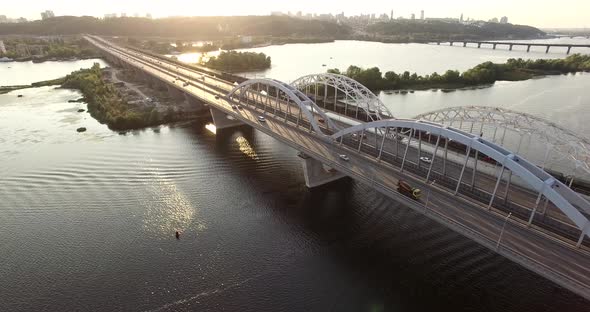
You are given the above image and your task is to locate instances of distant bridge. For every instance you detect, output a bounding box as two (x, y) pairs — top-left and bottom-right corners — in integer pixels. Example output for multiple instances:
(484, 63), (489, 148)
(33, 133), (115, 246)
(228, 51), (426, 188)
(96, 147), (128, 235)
(434, 40), (590, 54)
(86, 35), (590, 299)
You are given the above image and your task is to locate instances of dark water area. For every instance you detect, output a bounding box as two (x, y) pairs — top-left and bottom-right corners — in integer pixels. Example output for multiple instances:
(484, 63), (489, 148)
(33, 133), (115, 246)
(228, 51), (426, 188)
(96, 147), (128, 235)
(0, 55), (588, 311)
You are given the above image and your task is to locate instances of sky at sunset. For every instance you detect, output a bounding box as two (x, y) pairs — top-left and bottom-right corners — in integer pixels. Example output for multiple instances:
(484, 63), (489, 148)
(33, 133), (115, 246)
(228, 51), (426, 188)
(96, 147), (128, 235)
(3, 0), (589, 28)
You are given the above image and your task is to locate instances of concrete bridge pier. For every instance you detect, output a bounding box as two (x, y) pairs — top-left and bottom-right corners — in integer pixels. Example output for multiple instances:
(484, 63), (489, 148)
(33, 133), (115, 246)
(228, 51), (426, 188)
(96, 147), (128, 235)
(477, 43), (481, 48)
(299, 153), (346, 188)
(493, 43), (497, 50)
(527, 45), (531, 52)
(546, 46), (550, 53)
(209, 108), (243, 130)
(463, 42), (467, 47)
(567, 46), (572, 54)
(437, 42), (440, 45)
(509, 44), (513, 51)
(450, 42), (454, 46)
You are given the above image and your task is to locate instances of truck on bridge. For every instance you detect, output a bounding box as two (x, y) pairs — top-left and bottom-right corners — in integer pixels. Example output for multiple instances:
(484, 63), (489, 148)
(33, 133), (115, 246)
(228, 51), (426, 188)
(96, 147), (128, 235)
(398, 180), (422, 200)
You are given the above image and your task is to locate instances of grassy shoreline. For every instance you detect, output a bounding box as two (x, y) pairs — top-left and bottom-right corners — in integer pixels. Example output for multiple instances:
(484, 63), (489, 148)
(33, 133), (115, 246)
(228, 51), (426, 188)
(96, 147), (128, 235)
(328, 54), (590, 92)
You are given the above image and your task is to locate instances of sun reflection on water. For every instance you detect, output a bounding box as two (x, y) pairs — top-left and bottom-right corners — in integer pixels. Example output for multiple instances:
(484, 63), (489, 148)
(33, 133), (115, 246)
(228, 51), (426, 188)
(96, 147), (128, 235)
(142, 167), (206, 239)
(236, 136), (259, 160)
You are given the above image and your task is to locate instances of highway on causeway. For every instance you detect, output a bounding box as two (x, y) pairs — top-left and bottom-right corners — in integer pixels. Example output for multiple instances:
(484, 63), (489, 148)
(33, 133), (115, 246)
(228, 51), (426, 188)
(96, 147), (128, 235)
(86, 35), (590, 300)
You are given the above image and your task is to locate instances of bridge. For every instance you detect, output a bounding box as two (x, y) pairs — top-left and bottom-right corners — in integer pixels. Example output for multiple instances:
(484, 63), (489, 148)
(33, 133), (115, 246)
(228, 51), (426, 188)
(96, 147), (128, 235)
(85, 35), (590, 300)
(434, 40), (590, 54)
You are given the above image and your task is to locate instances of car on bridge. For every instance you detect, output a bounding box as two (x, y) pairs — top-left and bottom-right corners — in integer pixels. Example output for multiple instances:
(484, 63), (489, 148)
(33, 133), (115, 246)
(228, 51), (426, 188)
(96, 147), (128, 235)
(338, 154), (350, 161)
(258, 116), (266, 122)
(419, 156), (432, 164)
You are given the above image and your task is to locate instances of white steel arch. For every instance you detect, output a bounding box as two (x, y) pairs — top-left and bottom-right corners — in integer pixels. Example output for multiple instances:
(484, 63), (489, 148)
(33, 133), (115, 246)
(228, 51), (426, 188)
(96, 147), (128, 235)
(291, 73), (394, 121)
(331, 119), (590, 244)
(227, 78), (339, 135)
(414, 106), (590, 181)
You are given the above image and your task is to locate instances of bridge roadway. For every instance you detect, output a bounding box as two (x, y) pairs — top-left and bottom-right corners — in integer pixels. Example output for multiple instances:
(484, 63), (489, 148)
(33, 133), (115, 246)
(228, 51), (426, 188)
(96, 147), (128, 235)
(86, 36), (590, 300)
(435, 40), (590, 54)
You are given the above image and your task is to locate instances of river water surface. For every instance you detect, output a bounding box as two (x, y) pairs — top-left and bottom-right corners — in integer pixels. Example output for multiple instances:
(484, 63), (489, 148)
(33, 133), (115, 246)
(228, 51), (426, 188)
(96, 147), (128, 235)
(1, 43), (589, 311)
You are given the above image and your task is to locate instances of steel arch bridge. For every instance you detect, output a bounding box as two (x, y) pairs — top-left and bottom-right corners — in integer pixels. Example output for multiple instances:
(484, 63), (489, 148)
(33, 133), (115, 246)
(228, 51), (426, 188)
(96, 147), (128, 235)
(227, 78), (590, 244)
(414, 106), (590, 181)
(330, 119), (590, 245)
(227, 78), (340, 135)
(291, 73), (394, 122)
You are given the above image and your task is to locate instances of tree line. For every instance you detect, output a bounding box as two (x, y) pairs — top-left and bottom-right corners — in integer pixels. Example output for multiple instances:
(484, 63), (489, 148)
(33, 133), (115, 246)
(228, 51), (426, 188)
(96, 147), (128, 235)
(328, 54), (590, 91)
(200, 51), (271, 72)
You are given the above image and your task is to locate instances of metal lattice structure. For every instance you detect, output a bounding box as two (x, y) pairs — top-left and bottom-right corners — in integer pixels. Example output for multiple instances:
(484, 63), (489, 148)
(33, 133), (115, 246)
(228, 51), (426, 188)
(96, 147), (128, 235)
(227, 78), (339, 135)
(291, 73), (394, 121)
(331, 119), (590, 244)
(414, 106), (590, 182)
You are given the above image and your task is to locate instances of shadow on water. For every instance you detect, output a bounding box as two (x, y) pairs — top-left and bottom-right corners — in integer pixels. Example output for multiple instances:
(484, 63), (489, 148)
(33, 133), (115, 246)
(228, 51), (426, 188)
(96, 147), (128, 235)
(175, 120), (587, 312)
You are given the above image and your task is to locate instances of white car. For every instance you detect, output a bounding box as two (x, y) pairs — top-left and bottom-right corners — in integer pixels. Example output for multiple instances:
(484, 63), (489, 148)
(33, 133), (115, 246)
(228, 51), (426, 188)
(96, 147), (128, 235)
(339, 154), (350, 161)
(258, 116), (266, 122)
(419, 156), (432, 164)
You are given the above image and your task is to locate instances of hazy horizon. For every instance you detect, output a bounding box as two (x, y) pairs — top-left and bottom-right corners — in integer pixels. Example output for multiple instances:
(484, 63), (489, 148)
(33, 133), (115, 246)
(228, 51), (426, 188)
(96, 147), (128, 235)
(2, 0), (590, 29)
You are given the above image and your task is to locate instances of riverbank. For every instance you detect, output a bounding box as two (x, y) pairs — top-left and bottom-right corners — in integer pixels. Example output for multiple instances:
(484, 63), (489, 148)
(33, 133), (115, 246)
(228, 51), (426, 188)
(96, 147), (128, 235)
(0, 77), (65, 94)
(0, 36), (101, 64)
(328, 54), (590, 92)
(2, 63), (203, 130)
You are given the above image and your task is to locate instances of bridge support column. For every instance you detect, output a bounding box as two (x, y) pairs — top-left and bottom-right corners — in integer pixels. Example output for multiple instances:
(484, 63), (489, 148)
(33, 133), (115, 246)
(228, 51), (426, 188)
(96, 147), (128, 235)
(546, 46), (550, 53)
(567, 46), (572, 54)
(450, 42), (454, 46)
(463, 42), (467, 47)
(527, 45), (531, 52)
(509, 44), (513, 51)
(493, 43), (497, 50)
(299, 153), (346, 188)
(477, 43), (481, 48)
(437, 42), (440, 45)
(209, 108), (243, 130)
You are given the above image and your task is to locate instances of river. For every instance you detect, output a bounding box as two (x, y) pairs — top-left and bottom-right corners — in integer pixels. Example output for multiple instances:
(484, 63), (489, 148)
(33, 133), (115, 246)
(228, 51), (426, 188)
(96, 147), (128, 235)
(1, 42), (589, 311)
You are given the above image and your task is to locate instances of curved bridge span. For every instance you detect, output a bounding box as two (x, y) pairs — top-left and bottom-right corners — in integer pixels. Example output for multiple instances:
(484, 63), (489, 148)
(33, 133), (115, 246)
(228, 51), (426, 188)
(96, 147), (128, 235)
(86, 35), (590, 300)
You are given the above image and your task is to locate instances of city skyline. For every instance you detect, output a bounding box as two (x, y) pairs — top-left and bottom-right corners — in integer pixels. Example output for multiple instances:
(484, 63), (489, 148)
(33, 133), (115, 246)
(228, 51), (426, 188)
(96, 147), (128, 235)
(1, 0), (589, 28)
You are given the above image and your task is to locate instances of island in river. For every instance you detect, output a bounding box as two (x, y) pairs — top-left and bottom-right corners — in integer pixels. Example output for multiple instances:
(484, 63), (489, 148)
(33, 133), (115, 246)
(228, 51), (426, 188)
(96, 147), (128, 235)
(327, 54), (590, 92)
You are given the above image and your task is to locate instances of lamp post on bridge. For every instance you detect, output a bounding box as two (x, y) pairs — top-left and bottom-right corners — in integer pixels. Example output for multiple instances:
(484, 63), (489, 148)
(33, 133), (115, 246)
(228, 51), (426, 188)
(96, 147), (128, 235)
(496, 212), (512, 251)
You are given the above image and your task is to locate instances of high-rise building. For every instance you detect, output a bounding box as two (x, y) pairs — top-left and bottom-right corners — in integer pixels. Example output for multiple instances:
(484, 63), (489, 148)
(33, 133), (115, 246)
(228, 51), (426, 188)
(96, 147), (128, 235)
(390, 10), (393, 20)
(500, 16), (508, 24)
(420, 10), (424, 20)
(460, 13), (464, 22)
(40, 10), (55, 20)
(411, 13), (415, 20)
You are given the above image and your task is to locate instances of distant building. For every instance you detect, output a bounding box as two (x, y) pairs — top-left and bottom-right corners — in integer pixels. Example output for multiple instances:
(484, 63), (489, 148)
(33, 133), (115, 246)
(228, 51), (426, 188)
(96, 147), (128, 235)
(104, 13), (117, 19)
(40, 10), (55, 20)
(500, 16), (508, 24)
(411, 13), (415, 20)
(460, 13), (463, 22)
(240, 36), (252, 44)
(17, 17), (27, 23)
(0, 40), (6, 54)
(270, 11), (284, 16)
(420, 10), (424, 20)
(0, 15), (7, 23)
(121, 13), (127, 18)
(390, 10), (393, 20)
(489, 17), (499, 23)
(146, 13), (152, 19)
